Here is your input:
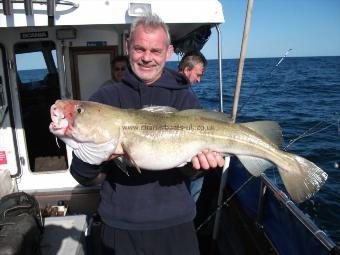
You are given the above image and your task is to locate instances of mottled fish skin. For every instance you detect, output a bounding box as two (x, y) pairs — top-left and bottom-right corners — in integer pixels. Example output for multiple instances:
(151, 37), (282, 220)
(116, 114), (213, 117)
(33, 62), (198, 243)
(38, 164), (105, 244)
(49, 100), (327, 203)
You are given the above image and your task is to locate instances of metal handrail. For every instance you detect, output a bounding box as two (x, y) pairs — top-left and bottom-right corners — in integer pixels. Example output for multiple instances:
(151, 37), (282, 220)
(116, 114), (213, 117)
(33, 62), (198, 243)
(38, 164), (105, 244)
(216, 24), (224, 113)
(1, 0), (79, 16)
(259, 174), (337, 252)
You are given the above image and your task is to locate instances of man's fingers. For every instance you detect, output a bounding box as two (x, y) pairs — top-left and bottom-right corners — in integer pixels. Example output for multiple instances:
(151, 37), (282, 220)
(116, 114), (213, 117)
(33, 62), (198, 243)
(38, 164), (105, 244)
(191, 150), (225, 170)
(204, 150), (218, 168)
(197, 152), (210, 170)
(214, 152), (225, 167)
(191, 156), (200, 169)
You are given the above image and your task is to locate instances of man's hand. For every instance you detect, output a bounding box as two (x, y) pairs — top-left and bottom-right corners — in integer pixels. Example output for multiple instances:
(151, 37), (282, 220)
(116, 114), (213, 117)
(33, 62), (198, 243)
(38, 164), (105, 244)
(191, 149), (224, 170)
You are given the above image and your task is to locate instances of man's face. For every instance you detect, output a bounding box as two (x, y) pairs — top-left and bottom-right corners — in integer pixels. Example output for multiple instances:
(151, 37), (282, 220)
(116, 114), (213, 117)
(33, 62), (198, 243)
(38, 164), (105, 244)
(128, 25), (173, 84)
(112, 61), (127, 82)
(183, 63), (204, 84)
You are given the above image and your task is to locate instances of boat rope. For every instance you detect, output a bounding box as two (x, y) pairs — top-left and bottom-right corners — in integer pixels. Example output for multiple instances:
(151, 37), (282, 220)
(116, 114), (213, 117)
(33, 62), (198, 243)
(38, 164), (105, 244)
(196, 176), (254, 232)
(238, 48), (292, 114)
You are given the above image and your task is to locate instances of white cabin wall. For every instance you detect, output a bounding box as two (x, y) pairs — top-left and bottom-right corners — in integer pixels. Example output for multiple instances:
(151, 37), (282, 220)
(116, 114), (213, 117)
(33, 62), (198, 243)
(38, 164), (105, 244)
(0, 48), (18, 176)
(59, 26), (120, 100)
(0, 25), (121, 192)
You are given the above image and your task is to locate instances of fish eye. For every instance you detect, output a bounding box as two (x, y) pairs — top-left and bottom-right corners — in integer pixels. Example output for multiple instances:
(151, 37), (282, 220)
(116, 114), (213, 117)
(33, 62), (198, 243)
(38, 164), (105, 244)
(76, 105), (84, 114)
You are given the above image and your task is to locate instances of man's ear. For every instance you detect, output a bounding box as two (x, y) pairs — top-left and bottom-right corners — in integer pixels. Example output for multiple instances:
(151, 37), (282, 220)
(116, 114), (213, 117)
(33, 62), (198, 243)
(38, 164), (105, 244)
(183, 66), (191, 76)
(166, 45), (174, 60)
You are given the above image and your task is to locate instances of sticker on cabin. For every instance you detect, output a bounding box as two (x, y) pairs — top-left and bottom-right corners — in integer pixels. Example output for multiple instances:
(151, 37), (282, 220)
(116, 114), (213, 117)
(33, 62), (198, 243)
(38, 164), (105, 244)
(20, 31), (48, 39)
(87, 41), (107, 47)
(0, 151), (7, 164)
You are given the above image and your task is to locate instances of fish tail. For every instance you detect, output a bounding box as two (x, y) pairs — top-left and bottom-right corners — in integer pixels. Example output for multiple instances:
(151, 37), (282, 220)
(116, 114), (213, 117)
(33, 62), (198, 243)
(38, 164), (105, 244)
(278, 153), (328, 203)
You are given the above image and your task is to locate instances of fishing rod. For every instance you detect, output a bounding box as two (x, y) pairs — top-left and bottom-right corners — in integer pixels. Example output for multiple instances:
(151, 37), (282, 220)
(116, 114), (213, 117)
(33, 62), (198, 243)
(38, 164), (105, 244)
(238, 48), (293, 114)
(284, 112), (340, 171)
(284, 117), (338, 150)
(196, 175), (254, 232)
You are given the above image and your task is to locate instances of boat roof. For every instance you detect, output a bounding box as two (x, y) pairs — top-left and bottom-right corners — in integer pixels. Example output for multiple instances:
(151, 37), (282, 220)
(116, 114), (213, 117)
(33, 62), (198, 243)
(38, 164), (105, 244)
(0, 0), (225, 41)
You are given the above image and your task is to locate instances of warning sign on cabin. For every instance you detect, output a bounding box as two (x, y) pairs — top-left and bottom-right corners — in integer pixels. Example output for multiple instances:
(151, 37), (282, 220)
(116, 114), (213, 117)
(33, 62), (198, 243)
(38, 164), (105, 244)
(0, 151), (7, 164)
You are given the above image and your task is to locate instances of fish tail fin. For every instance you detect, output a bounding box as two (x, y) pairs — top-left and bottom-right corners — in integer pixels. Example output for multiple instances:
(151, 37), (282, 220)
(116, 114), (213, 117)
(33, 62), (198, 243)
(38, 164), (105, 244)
(278, 153), (327, 203)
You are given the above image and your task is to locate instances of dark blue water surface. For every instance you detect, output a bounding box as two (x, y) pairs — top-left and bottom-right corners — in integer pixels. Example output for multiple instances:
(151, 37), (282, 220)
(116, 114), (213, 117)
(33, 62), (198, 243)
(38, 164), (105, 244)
(168, 56), (340, 243)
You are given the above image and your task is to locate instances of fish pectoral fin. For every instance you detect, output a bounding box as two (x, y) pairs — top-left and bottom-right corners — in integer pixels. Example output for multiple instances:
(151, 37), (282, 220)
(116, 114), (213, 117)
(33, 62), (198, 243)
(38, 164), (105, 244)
(114, 157), (130, 176)
(240, 121), (284, 148)
(237, 155), (273, 176)
(121, 143), (141, 174)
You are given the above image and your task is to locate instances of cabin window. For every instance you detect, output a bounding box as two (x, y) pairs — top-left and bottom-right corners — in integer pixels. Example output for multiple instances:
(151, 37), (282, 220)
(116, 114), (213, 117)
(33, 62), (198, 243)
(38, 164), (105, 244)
(16, 52), (48, 83)
(14, 41), (67, 172)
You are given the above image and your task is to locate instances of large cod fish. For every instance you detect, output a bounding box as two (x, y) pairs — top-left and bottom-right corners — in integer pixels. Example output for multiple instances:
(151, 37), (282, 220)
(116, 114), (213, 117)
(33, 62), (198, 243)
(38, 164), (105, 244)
(49, 100), (328, 203)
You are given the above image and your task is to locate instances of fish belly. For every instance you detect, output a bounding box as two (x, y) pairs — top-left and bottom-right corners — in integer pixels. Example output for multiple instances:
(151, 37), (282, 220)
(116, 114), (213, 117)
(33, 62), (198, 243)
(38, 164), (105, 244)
(126, 139), (203, 170)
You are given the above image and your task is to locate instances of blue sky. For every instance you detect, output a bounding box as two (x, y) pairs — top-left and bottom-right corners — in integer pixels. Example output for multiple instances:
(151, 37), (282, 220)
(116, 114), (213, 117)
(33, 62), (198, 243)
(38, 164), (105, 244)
(17, 0), (340, 69)
(195, 0), (340, 59)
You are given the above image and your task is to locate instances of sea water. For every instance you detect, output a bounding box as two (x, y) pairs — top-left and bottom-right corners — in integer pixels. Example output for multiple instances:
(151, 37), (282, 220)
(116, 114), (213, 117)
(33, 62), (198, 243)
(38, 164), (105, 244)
(169, 56), (340, 244)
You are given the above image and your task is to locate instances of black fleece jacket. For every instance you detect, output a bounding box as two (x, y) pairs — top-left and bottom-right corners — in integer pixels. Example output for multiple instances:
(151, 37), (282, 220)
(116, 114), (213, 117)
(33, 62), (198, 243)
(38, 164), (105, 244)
(70, 67), (201, 230)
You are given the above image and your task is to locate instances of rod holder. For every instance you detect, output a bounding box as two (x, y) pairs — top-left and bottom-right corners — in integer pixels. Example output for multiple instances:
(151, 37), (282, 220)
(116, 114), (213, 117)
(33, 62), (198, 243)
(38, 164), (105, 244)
(24, 0), (33, 15)
(3, 0), (12, 16)
(47, 0), (56, 17)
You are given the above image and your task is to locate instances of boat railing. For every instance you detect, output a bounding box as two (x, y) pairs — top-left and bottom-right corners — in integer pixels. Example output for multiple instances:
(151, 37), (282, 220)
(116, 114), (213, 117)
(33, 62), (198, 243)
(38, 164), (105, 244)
(0, 0), (78, 17)
(257, 174), (337, 253)
(213, 159), (340, 255)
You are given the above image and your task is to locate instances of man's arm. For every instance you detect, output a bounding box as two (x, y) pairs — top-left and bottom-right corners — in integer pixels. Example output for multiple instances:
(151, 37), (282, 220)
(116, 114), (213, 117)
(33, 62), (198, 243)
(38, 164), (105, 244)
(70, 152), (104, 186)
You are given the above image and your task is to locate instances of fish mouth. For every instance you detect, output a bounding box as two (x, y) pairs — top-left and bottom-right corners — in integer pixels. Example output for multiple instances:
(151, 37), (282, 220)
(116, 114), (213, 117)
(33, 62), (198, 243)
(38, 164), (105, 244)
(49, 104), (69, 135)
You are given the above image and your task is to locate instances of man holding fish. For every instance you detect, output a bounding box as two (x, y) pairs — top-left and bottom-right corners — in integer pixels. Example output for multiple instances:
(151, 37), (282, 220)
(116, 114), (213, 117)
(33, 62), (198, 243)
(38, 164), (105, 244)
(69, 13), (223, 255)
(50, 12), (328, 255)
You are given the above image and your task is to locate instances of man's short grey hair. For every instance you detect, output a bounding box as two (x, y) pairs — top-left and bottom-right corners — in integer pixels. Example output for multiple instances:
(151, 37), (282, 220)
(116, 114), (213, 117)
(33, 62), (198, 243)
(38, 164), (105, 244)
(129, 13), (171, 46)
(178, 51), (207, 71)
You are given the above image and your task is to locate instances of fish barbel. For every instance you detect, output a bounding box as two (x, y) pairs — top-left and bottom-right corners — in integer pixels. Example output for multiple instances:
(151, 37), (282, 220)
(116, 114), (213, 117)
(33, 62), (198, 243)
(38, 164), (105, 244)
(49, 99), (328, 203)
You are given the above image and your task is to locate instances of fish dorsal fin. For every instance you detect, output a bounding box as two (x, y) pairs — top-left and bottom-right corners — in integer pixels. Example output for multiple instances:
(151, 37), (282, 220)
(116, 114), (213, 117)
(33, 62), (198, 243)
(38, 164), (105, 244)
(237, 155), (273, 176)
(177, 109), (232, 122)
(241, 121), (284, 147)
(141, 106), (178, 113)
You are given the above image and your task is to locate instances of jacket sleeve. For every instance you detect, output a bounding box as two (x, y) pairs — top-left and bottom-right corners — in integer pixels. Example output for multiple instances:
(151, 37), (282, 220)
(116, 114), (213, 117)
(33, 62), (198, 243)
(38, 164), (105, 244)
(176, 89), (201, 110)
(89, 85), (121, 106)
(70, 85), (121, 185)
(70, 152), (102, 186)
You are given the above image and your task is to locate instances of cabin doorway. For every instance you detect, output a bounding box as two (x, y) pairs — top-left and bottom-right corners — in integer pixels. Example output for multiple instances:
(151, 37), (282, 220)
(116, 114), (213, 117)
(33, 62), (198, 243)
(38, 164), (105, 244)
(0, 45), (7, 126)
(14, 41), (67, 172)
(69, 46), (117, 100)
